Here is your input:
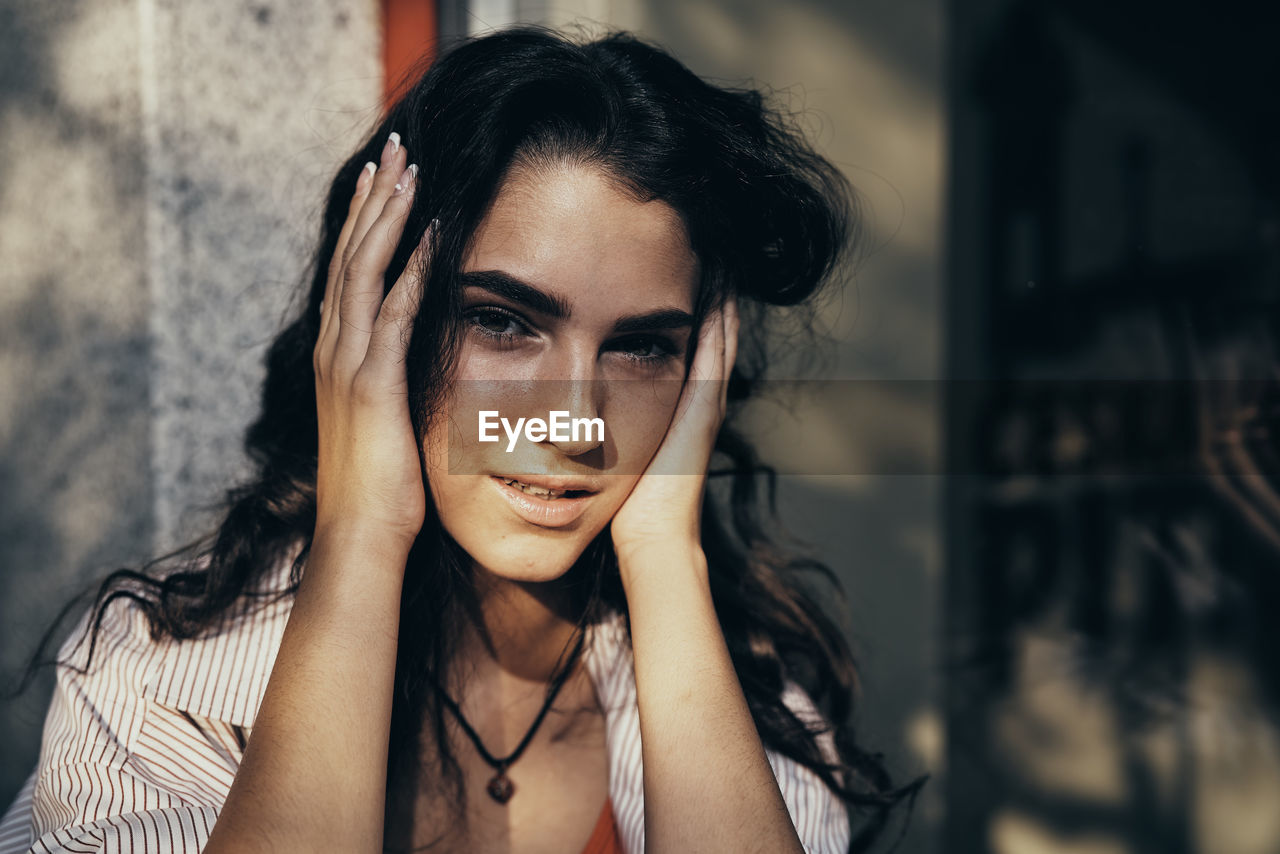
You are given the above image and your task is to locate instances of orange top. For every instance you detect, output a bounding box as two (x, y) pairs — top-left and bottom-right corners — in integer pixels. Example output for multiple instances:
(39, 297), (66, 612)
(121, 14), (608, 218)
(580, 797), (623, 854)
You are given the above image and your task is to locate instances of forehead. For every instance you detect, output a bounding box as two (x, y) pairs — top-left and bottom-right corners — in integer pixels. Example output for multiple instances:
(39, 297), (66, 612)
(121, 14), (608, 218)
(461, 162), (699, 312)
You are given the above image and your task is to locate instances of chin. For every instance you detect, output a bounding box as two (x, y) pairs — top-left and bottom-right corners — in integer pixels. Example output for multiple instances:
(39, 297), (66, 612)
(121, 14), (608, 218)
(465, 537), (588, 585)
(434, 499), (610, 587)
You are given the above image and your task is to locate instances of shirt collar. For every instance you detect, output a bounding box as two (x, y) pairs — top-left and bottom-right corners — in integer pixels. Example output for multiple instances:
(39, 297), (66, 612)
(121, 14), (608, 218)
(142, 551), (634, 728)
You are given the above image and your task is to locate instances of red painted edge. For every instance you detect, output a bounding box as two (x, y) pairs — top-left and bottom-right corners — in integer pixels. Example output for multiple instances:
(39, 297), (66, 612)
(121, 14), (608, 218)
(382, 0), (438, 104)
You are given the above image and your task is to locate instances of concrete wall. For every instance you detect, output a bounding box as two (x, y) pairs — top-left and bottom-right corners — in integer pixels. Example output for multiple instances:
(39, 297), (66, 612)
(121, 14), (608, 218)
(0, 0), (153, 802)
(0, 0), (380, 807)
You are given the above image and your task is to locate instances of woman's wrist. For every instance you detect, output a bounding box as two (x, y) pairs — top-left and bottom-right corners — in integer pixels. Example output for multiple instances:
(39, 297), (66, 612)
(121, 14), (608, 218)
(616, 539), (708, 594)
(312, 518), (418, 560)
(305, 520), (417, 596)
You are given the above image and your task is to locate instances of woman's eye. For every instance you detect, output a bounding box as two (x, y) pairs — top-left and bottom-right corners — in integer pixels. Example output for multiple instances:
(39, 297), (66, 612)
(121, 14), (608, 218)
(611, 335), (678, 365)
(463, 310), (677, 365)
(465, 307), (530, 341)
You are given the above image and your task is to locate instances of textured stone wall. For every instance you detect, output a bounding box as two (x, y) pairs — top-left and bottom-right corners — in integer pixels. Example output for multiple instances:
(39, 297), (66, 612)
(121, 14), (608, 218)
(144, 0), (381, 547)
(0, 0), (380, 806)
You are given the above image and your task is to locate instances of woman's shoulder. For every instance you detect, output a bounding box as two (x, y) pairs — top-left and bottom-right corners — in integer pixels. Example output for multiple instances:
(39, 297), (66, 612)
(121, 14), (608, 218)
(7, 553), (300, 852)
(769, 680), (852, 852)
(55, 549), (298, 729)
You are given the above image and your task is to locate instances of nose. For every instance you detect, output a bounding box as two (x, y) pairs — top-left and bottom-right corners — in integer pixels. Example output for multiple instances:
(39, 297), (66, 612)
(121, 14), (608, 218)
(539, 347), (604, 457)
(546, 378), (604, 457)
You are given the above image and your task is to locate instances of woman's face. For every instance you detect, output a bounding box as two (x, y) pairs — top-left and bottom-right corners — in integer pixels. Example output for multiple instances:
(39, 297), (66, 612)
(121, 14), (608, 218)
(422, 162), (700, 583)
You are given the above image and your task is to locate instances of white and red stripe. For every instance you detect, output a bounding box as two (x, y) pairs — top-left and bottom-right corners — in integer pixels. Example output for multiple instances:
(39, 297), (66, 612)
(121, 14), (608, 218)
(0, 555), (850, 853)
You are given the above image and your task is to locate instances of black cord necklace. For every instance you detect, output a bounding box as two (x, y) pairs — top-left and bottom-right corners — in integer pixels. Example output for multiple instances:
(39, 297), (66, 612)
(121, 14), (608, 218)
(430, 627), (587, 804)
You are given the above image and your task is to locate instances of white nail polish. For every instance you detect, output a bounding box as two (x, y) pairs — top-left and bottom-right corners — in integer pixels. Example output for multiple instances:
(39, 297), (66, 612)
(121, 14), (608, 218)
(389, 132), (401, 153)
(394, 163), (418, 195)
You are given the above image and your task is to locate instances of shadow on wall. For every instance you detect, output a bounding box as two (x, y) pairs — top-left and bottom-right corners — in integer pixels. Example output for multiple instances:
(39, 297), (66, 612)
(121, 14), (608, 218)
(0, 0), (381, 809)
(0, 0), (156, 808)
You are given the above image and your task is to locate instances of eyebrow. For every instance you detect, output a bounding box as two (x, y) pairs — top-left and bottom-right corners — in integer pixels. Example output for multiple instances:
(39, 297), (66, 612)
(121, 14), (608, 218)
(460, 270), (570, 319)
(460, 270), (695, 334)
(612, 309), (695, 334)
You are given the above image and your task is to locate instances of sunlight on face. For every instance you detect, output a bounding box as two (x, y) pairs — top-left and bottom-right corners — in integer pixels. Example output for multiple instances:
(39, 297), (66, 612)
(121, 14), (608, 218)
(422, 162), (700, 583)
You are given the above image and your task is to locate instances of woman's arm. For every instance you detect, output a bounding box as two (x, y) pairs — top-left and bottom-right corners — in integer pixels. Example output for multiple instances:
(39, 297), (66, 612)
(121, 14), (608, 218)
(611, 303), (807, 853)
(204, 135), (427, 854)
(202, 526), (410, 853)
(622, 543), (807, 854)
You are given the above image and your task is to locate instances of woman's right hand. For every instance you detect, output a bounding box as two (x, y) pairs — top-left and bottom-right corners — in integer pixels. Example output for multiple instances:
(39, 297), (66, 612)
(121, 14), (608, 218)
(312, 132), (428, 548)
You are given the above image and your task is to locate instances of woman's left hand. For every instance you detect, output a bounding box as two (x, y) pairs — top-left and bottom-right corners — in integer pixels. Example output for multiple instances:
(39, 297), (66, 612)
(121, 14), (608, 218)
(610, 297), (739, 574)
(614, 296), (806, 854)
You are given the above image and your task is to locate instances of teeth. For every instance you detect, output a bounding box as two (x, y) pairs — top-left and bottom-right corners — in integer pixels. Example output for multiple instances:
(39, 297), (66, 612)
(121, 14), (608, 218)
(501, 478), (565, 499)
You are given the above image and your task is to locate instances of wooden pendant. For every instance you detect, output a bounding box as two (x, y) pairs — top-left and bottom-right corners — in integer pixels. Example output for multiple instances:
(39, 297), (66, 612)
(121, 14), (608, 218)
(487, 771), (515, 803)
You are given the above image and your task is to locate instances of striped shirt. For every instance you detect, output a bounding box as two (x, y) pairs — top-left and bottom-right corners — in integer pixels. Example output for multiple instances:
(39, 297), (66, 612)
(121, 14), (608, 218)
(0, 554), (851, 853)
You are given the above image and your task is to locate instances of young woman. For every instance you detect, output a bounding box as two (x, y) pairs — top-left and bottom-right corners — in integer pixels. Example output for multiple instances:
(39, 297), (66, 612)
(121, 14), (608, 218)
(0, 25), (920, 854)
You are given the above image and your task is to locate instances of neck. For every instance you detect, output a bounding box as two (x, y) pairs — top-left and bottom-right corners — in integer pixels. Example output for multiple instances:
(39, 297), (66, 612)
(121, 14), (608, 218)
(457, 564), (584, 686)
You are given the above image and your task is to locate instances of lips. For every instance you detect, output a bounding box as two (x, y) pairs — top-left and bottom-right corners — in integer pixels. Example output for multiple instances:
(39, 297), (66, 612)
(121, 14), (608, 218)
(498, 476), (593, 500)
(489, 475), (598, 528)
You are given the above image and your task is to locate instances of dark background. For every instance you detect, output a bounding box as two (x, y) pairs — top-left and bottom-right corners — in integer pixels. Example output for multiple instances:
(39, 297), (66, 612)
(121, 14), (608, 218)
(946, 1), (1280, 851)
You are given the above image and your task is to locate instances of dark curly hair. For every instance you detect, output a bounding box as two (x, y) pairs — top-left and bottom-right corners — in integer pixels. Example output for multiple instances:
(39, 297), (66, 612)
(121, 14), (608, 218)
(15, 24), (925, 852)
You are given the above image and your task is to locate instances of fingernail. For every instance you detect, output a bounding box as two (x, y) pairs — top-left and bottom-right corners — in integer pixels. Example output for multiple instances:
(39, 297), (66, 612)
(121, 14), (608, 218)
(393, 163), (418, 196)
(383, 132), (401, 162)
(355, 161), (376, 193)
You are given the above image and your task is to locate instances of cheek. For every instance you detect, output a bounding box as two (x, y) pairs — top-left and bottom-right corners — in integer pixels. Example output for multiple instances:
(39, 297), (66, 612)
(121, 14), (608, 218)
(421, 357), (511, 479)
(421, 408), (450, 482)
(422, 417), (464, 524)
(422, 405), (485, 529)
(603, 380), (683, 474)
